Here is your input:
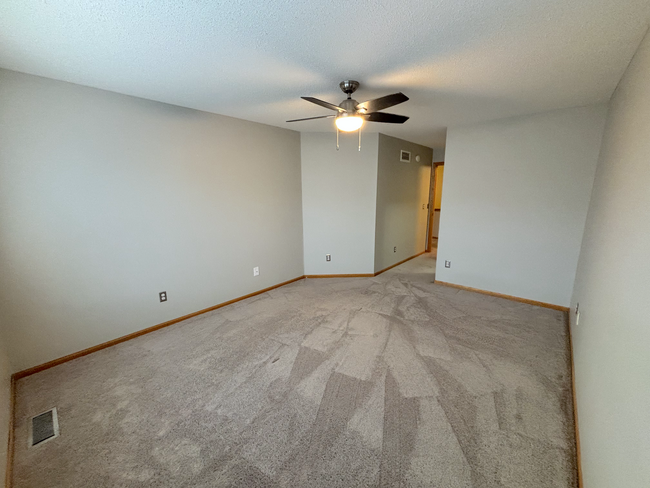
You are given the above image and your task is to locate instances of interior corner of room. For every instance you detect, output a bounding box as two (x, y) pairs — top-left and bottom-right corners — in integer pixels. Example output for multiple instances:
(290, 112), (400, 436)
(2, 2), (650, 487)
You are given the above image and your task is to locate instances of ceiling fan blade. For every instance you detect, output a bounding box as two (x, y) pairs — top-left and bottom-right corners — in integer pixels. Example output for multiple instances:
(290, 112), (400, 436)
(363, 112), (409, 124)
(301, 97), (346, 112)
(356, 92), (409, 112)
(286, 115), (337, 122)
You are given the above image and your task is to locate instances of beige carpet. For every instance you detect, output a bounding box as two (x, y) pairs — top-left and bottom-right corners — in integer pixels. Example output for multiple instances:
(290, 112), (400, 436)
(12, 253), (577, 487)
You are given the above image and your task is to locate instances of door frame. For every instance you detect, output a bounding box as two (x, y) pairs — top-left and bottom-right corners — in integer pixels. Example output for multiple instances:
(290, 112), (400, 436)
(426, 161), (444, 252)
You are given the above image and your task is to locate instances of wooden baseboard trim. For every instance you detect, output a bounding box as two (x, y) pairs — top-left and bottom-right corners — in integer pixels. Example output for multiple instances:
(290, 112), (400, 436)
(305, 274), (374, 278)
(4, 256), (578, 486)
(13, 275), (306, 380)
(5, 375), (16, 488)
(11, 250), (432, 381)
(13, 253), (434, 380)
(433, 280), (570, 312)
(566, 312), (583, 487)
(374, 251), (426, 276)
(297, 252), (429, 280)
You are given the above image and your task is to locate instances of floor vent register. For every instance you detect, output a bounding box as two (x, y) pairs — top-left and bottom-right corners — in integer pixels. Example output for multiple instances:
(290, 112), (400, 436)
(29, 408), (59, 447)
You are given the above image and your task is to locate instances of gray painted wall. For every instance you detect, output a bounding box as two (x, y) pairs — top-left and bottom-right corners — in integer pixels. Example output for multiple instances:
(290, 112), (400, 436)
(301, 132), (379, 275)
(570, 29), (650, 488)
(375, 134), (433, 272)
(432, 147), (446, 162)
(436, 105), (607, 307)
(0, 69), (304, 372)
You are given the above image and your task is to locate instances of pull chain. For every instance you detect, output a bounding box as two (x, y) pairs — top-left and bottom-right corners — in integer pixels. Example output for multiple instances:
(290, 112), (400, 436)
(336, 127), (339, 150)
(358, 129), (361, 151)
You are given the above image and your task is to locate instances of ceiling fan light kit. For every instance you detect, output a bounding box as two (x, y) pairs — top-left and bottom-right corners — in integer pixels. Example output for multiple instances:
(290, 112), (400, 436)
(335, 113), (364, 132)
(287, 80), (409, 151)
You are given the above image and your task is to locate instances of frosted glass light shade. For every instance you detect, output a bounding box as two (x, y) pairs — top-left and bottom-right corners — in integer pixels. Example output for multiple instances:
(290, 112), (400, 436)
(335, 116), (363, 132)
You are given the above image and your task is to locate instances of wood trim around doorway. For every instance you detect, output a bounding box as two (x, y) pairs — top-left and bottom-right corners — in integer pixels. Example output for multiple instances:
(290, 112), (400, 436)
(426, 161), (444, 252)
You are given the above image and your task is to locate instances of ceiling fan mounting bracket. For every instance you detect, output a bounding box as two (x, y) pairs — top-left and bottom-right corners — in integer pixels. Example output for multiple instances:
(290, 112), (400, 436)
(339, 80), (360, 96)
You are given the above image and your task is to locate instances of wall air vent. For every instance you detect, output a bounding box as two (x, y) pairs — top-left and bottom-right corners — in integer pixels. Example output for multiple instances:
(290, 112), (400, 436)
(400, 150), (411, 163)
(28, 407), (59, 447)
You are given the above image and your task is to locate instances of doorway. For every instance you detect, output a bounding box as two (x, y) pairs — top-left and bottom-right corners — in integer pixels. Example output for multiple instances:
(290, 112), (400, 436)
(426, 162), (444, 254)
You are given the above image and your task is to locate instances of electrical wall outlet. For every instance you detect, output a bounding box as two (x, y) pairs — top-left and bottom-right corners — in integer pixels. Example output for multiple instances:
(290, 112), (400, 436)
(159, 291), (167, 302)
(326, 254), (331, 262)
(445, 260), (451, 268)
(253, 267), (260, 277)
(422, 204), (425, 209)
(394, 246), (397, 253)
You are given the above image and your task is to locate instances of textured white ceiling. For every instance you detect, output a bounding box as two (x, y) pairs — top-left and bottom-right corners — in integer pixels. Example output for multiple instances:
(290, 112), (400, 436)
(1, 1), (649, 148)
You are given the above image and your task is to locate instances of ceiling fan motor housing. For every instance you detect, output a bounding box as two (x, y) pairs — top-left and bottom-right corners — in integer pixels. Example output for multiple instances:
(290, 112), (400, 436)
(339, 98), (360, 115)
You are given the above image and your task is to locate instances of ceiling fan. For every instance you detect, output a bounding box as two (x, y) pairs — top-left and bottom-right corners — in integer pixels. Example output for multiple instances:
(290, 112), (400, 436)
(287, 80), (409, 133)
